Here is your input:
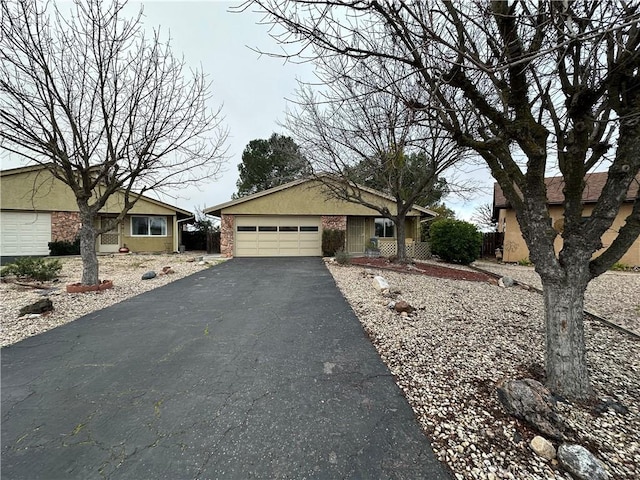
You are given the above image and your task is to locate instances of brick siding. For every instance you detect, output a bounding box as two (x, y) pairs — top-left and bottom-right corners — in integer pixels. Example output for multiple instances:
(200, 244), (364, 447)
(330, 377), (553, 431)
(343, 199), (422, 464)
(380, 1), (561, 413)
(51, 211), (81, 242)
(321, 215), (347, 231)
(220, 214), (234, 257)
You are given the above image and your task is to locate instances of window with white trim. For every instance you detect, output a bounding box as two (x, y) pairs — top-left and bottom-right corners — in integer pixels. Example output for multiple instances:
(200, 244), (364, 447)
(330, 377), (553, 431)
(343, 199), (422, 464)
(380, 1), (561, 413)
(374, 218), (395, 238)
(131, 216), (167, 236)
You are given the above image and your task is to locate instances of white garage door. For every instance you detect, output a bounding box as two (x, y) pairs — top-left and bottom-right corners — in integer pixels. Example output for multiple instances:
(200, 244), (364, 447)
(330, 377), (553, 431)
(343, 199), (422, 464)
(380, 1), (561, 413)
(0, 211), (52, 256)
(235, 216), (322, 257)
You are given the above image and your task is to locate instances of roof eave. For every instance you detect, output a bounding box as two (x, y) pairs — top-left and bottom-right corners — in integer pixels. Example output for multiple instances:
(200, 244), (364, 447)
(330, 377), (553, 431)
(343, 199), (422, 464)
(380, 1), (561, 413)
(204, 176), (437, 218)
(1, 164), (192, 217)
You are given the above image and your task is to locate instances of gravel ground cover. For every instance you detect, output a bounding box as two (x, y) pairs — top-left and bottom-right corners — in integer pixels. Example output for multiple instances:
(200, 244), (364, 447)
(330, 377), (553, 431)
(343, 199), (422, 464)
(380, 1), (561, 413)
(327, 262), (639, 480)
(474, 260), (640, 336)
(1, 254), (214, 347)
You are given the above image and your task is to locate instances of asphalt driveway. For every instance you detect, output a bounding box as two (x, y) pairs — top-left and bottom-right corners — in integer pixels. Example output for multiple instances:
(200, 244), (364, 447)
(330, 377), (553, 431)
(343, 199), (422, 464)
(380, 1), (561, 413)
(2, 257), (450, 479)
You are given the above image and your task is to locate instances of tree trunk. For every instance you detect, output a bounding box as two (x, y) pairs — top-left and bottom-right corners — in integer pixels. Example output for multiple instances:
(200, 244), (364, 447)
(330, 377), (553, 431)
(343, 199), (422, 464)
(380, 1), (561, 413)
(543, 278), (592, 401)
(395, 213), (408, 262)
(78, 210), (100, 285)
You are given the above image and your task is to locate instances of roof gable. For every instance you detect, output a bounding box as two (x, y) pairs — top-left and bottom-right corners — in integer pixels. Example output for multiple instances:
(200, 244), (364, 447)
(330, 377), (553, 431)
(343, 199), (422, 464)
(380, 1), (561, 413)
(0, 164), (192, 217)
(204, 177), (436, 217)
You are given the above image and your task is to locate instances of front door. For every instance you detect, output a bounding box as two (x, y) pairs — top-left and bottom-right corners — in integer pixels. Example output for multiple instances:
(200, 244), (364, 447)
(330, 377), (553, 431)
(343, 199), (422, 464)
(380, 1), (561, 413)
(99, 217), (120, 253)
(347, 217), (366, 254)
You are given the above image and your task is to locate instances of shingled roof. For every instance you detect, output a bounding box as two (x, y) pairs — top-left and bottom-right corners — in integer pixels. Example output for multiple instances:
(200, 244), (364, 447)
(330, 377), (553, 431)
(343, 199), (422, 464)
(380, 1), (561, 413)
(493, 172), (640, 209)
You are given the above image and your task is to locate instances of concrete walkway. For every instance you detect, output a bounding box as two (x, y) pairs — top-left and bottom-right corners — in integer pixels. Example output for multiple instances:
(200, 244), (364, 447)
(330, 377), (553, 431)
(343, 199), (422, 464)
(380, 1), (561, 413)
(2, 258), (450, 479)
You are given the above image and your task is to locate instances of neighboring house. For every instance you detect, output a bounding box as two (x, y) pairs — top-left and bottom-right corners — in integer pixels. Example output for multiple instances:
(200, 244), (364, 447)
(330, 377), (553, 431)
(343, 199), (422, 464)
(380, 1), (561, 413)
(204, 177), (435, 258)
(493, 172), (640, 266)
(0, 165), (192, 260)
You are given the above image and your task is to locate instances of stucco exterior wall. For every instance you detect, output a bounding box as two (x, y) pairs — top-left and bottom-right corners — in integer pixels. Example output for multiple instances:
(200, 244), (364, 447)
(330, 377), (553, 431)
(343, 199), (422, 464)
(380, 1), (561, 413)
(121, 215), (174, 253)
(2, 168), (187, 255)
(498, 203), (640, 266)
(220, 214), (234, 257)
(221, 180), (425, 217)
(1, 169), (178, 215)
(90, 214), (175, 253)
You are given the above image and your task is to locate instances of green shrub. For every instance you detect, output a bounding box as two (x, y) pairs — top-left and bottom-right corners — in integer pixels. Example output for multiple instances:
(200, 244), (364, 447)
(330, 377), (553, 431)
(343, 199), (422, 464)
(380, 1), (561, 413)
(0, 257), (63, 281)
(518, 257), (533, 266)
(322, 229), (346, 256)
(334, 250), (351, 265)
(429, 219), (482, 265)
(49, 238), (80, 256)
(610, 262), (630, 271)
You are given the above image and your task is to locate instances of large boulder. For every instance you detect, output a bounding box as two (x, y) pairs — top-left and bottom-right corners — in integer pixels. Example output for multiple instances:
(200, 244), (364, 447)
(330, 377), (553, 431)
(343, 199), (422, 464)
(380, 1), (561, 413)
(499, 276), (515, 288)
(557, 444), (610, 480)
(19, 298), (53, 317)
(141, 271), (157, 280)
(496, 378), (566, 440)
(372, 276), (389, 292)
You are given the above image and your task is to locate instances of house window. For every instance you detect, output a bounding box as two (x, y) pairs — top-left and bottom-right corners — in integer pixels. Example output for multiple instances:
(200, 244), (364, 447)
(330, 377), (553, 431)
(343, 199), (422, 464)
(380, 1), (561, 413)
(374, 218), (395, 238)
(258, 226), (277, 232)
(279, 226), (298, 232)
(237, 226), (256, 232)
(300, 226), (319, 232)
(131, 216), (167, 236)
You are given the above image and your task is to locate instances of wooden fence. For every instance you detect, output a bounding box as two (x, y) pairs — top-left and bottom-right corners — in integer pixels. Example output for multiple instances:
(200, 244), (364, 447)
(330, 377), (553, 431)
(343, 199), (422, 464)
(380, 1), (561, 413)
(481, 232), (504, 257)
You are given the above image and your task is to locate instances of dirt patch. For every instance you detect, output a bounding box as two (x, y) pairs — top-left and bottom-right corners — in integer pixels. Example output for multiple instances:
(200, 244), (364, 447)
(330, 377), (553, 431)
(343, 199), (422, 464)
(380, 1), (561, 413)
(349, 257), (496, 283)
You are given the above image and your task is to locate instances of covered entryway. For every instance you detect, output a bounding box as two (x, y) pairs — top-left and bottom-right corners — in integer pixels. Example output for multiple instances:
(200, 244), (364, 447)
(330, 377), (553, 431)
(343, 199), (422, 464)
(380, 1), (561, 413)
(235, 215), (321, 257)
(0, 211), (51, 257)
(98, 216), (120, 253)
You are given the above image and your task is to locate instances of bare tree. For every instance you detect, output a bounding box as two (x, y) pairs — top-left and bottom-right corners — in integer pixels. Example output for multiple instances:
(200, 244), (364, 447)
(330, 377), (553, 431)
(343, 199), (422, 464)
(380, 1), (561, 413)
(287, 57), (464, 262)
(472, 203), (497, 232)
(0, 0), (227, 285)
(244, 0), (640, 400)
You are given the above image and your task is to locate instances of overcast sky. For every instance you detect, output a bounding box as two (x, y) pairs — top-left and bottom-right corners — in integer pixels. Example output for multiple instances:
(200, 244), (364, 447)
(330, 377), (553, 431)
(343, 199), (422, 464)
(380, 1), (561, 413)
(1, 0), (494, 221)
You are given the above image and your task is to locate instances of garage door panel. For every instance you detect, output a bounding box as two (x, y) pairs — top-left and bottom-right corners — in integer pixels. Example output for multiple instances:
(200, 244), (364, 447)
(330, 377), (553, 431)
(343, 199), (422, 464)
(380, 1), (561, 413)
(235, 216), (321, 257)
(1, 212), (52, 256)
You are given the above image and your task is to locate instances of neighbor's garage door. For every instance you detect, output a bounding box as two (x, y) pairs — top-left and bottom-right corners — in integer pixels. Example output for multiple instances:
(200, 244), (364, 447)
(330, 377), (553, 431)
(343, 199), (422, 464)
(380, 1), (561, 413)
(0, 211), (52, 256)
(235, 216), (322, 257)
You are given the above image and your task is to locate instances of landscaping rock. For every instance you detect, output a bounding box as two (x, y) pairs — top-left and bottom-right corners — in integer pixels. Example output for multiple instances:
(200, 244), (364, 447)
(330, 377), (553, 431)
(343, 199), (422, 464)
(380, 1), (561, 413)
(557, 443), (611, 480)
(372, 275), (389, 292)
(38, 289), (59, 296)
(394, 300), (415, 314)
(159, 266), (175, 275)
(500, 276), (515, 287)
(496, 378), (566, 440)
(530, 435), (556, 460)
(19, 298), (53, 317)
(141, 271), (157, 280)
(593, 398), (629, 415)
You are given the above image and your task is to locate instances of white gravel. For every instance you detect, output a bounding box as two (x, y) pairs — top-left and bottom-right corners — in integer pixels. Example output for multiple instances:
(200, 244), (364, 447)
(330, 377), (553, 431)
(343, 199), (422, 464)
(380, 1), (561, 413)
(474, 260), (640, 336)
(327, 262), (639, 480)
(3, 254), (637, 479)
(1, 254), (218, 347)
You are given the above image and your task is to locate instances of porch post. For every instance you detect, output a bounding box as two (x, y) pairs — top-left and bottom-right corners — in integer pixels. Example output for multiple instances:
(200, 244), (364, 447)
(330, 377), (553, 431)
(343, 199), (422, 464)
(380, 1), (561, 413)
(173, 215), (179, 253)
